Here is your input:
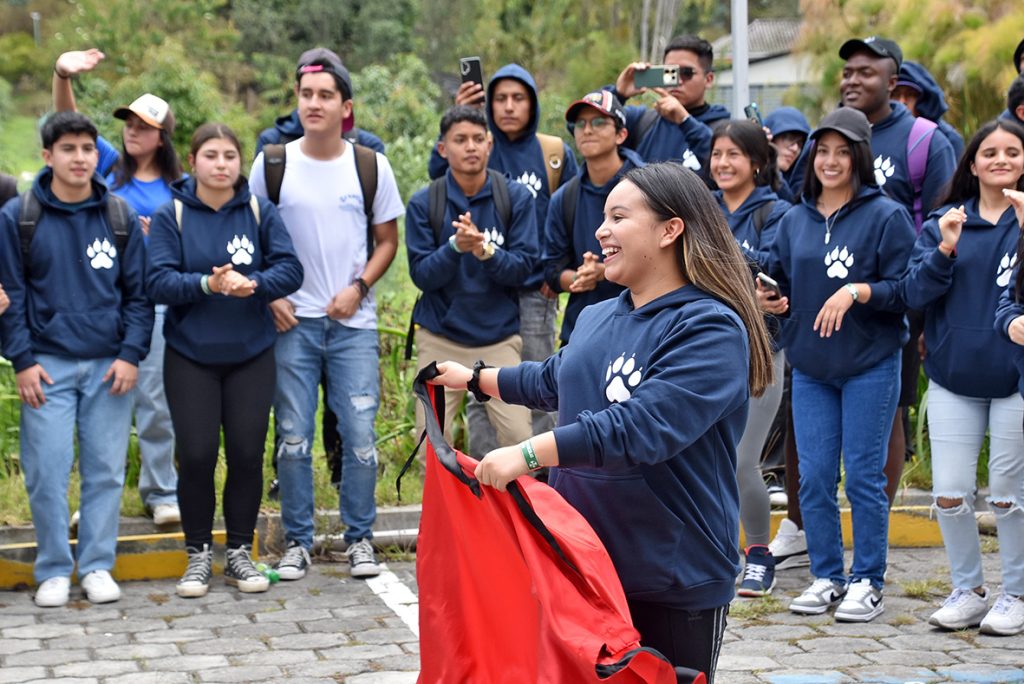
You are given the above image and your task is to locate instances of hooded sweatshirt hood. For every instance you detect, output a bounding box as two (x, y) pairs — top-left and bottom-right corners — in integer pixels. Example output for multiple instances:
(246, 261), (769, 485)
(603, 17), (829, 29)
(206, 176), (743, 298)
(486, 63), (540, 147)
(898, 61), (964, 158)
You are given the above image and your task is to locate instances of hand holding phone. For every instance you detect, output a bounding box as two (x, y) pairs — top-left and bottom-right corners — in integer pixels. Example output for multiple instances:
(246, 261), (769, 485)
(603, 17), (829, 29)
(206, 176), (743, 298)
(635, 65), (680, 89)
(460, 57), (484, 87)
(744, 103), (764, 127)
(756, 272), (781, 299)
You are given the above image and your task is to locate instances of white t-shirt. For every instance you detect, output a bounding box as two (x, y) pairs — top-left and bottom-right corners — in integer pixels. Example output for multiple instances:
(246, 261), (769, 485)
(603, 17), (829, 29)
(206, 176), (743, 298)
(250, 139), (404, 328)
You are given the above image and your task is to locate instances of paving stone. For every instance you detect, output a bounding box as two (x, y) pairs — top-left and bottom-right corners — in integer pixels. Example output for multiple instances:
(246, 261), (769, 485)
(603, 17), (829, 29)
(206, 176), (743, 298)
(350, 627), (417, 644)
(758, 669), (853, 683)
(218, 622), (300, 639)
(39, 608), (121, 624)
(83, 618), (169, 634)
(318, 643), (404, 661)
(166, 613), (253, 629)
(935, 664), (1024, 681)
(283, 661), (371, 679)
(253, 607), (333, 623)
(373, 654), (420, 672)
(0, 615), (37, 629)
(861, 649), (959, 667)
(955, 648), (1024, 665)
(816, 623), (903, 638)
(144, 655), (231, 671)
(43, 632), (129, 649)
(796, 636), (888, 653)
(269, 632), (350, 650)
(302, 617), (380, 633)
(53, 660), (139, 677)
(0, 639), (41, 656)
(844, 666), (942, 683)
(345, 673), (419, 684)
(401, 640), (420, 655)
(93, 643), (181, 660)
(731, 625), (821, 641)
(777, 653), (871, 669)
(230, 649), (316, 666)
(879, 633), (973, 651)
(196, 666), (283, 682)
(180, 637), (267, 656)
(0, 667), (48, 684)
(721, 639), (802, 657)
(133, 628), (213, 643)
(104, 673), (192, 684)
(5, 649), (89, 666)
(2, 623), (85, 639)
(716, 653), (780, 670)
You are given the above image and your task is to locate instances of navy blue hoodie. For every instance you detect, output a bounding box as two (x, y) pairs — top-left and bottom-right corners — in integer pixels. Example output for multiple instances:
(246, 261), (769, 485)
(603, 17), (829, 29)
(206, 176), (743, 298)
(994, 278), (1024, 397)
(146, 178), (303, 365)
(768, 186), (915, 380)
(254, 109), (385, 156)
(543, 148), (645, 343)
(406, 170), (538, 346)
(898, 62), (965, 159)
(763, 107), (811, 203)
(715, 185), (791, 274)
(901, 200), (1020, 398)
(498, 285), (747, 610)
(788, 103), (957, 221)
(428, 65), (578, 288)
(0, 169), (153, 371)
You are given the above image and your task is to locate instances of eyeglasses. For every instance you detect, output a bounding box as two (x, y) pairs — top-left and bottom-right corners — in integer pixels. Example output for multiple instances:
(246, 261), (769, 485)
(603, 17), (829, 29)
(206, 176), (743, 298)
(678, 67), (700, 81)
(568, 116), (614, 133)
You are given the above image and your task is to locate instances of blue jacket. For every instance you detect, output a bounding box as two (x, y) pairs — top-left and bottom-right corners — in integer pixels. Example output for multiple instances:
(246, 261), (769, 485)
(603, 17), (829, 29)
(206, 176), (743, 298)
(768, 186), (915, 380)
(898, 62), (965, 159)
(764, 107), (811, 202)
(428, 64), (578, 288)
(994, 279), (1024, 397)
(254, 109), (385, 156)
(788, 103), (957, 221)
(146, 178), (303, 365)
(406, 171), (538, 346)
(0, 169), (153, 371)
(543, 148), (645, 343)
(901, 200), (1020, 398)
(498, 285), (747, 610)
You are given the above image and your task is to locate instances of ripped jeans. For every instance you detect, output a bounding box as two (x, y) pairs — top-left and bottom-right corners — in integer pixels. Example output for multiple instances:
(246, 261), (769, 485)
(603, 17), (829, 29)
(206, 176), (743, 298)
(274, 318), (380, 546)
(928, 381), (1024, 594)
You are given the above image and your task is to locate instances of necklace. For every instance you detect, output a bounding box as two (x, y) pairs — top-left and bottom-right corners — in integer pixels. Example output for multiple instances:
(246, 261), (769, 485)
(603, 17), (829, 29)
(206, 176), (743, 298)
(823, 207), (841, 244)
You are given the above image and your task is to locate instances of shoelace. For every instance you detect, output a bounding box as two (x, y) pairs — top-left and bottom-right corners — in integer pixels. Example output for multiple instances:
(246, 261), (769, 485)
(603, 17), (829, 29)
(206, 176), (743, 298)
(743, 561), (769, 583)
(845, 580), (875, 603)
(181, 552), (210, 582)
(348, 541), (375, 566)
(280, 545), (307, 568)
(990, 592), (1021, 615)
(803, 578), (837, 597)
(942, 587), (976, 608)
(228, 548), (262, 579)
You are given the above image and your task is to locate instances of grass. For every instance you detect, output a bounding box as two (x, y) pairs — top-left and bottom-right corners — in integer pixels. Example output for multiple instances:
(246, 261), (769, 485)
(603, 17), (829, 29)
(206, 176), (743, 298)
(728, 595), (785, 620)
(899, 577), (951, 601)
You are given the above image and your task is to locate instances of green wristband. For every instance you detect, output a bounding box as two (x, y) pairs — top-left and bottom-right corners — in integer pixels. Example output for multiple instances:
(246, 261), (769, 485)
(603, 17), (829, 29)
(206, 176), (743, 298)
(200, 274), (212, 295)
(520, 440), (541, 471)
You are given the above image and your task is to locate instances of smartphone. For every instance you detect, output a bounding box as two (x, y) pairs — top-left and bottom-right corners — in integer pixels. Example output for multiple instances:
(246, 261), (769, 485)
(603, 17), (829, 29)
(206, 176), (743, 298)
(756, 272), (782, 298)
(744, 103), (764, 127)
(634, 65), (680, 89)
(459, 56), (484, 87)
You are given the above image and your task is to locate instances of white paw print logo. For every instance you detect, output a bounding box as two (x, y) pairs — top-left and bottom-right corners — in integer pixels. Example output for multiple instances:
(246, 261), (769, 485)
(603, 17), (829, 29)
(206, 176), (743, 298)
(86, 238), (116, 270)
(874, 155), (894, 186)
(514, 171), (543, 199)
(605, 353), (643, 403)
(824, 245), (854, 279)
(740, 239), (752, 251)
(682, 148), (702, 171)
(226, 234), (254, 266)
(482, 227), (505, 247)
(996, 252), (1018, 288)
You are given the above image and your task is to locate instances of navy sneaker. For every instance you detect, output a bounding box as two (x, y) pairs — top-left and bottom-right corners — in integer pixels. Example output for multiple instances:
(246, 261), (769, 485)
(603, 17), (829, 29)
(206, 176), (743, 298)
(737, 544), (776, 597)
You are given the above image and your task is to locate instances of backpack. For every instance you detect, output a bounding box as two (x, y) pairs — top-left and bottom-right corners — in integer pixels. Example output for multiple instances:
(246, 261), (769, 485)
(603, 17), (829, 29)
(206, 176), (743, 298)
(262, 142), (379, 261)
(18, 190), (131, 268)
(751, 200), (775, 235)
(624, 109), (660, 152)
(404, 170), (514, 360)
(536, 133), (566, 192)
(0, 174), (17, 207)
(907, 117), (938, 235)
(173, 196), (261, 231)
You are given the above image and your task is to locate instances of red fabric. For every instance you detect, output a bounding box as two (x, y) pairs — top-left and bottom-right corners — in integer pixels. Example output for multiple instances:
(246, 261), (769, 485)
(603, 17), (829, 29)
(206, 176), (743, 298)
(416, 398), (678, 683)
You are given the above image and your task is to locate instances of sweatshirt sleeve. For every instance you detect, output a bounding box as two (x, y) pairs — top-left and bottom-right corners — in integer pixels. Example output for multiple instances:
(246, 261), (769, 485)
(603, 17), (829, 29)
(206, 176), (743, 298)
(0, 199), (36, 371)
(920, 134), (956, 218)
(496, 353), (562, 413)
(481, 185), (538, 288)
(680, 115), (712, 164)
(767, 211), (794, 302)
(551, 307), (749, 468)
(251, 199), (304, 300)
(542, 185), (573, 292)
(743, 200), (789, 274)
(116, 210), (155, 365)
(865, 206), (916, 312)
(145, 204), (207, 305)
(785, 142), (812, 201)
(405, 189), (461, 292)
(898, 217), (954, 311)
(994, 279), (1024, 341)
(427, 139), (448, 180)
(558, 143), (579, 188)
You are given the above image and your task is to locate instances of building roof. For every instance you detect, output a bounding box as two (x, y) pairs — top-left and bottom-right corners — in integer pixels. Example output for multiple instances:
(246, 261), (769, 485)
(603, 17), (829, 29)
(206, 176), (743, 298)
(712, 18), (802, 62)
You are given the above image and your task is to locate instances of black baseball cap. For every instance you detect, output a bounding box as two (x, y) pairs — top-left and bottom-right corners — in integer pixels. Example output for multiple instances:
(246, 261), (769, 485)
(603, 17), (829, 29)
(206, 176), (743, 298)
(1014, 38), (1024, 74)
(295, 47), (355, 132)
(810, 108), (872, 144)
(839, 36), (903, 72)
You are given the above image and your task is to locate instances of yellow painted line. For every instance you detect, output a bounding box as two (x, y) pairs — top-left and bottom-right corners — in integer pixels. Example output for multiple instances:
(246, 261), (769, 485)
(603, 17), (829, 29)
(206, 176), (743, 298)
(740, 506), (942, 548)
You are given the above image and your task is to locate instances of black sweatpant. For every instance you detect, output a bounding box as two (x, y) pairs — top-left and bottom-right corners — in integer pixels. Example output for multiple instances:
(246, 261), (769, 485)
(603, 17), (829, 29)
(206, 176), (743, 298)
(628, 600), (728, 684)
(164, 345), (275, 549)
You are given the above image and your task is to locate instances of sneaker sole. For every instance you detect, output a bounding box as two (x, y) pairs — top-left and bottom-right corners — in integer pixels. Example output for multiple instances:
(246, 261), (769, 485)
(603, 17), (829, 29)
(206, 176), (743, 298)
(275, 568), (307, 581)
(84, 592), (121, 604)
(224, 576), (270, 593)
(176, 583), (210, 598)
(979, 621), (1024, 636)
(34, 595), (69, 608)
(835, 602), (884, 622)
(154, 514), (182, 526)
(928, 614), (983, 630)
(775, 553), (811, 570)
(789, 601), (835, 615)
(738, 580), (776, 598)
(350, 564), (382, 579)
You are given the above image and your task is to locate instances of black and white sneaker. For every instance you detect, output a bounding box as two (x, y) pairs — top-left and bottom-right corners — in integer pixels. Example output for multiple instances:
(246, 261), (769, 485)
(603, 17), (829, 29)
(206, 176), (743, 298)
(176, 544), (212, 598)
(224, 546), (270, 593)
(275, 542), (311, 581)
(346, 539), (381, 578)
(835, 578), (884, 622)
(790, 578), (847, 615)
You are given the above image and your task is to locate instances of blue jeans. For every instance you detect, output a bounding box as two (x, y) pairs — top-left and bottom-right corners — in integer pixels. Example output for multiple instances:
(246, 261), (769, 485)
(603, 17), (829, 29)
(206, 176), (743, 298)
(20, 354), (134, 582)
(135, 305), (177, 509)
(928, 381), (1024, 594)
(274, 318), (379, 546)
(791, 352), (900, 589)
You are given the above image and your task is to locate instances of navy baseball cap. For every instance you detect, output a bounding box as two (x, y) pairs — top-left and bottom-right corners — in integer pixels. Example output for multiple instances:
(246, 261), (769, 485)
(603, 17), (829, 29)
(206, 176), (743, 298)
(839, 36), (903, 72)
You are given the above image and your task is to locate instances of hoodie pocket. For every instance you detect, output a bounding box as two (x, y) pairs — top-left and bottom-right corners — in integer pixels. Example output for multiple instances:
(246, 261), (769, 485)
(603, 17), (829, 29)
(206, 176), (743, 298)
(36, 310), (123, 355)
(554, 469), (684, 595)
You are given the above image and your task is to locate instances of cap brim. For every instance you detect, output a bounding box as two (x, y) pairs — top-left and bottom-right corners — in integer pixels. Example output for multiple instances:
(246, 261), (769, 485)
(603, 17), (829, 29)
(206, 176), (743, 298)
(811, 125), (867, 143)
(113, 106), (163, 130)
(565, 100), (610, 122)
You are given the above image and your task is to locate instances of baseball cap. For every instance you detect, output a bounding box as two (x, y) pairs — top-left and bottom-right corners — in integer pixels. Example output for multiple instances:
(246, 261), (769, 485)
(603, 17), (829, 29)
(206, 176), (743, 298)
(810, 108), (872, 144)
(839, 36), (903, 71)
(1014, 37), (1024, 74)
(565, 91), (627, 129)
(296, 47), (355, 132)
(113, 93), (175, 134)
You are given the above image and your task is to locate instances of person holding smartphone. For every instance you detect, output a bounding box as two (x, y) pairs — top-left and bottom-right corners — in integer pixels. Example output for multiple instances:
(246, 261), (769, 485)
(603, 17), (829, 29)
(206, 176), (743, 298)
(767, 108), (915, 622)
(709, 120), (791, 597)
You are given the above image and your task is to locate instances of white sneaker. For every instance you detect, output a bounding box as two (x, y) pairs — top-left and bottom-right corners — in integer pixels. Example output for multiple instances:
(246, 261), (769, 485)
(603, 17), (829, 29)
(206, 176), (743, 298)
(152, 503), (181, 526)
(769, 518), (809, 569)
(835, 578), (884, 622)
(767, 485), (788, 508)
(979, 590), (1024, 636)
(81, 570), (121, 603)
(346, 539), (381, 578)
(34, 576), (71, 607)
(790, 577), (846, 615)
(928, 587), (989, 630)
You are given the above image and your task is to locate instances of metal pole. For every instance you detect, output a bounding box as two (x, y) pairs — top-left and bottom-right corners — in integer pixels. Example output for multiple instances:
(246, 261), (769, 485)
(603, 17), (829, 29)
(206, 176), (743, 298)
(31, 12), (41, 47)
(730, 0), (749, 118)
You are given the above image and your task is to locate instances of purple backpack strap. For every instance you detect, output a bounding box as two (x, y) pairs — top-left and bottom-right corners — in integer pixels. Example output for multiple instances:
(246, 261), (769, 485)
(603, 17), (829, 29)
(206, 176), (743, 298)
(907, 117), (938, 234)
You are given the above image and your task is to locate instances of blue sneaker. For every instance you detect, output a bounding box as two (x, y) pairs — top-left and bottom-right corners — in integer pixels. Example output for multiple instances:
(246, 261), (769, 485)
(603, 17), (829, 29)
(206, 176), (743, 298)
(737, 545), (776, 597)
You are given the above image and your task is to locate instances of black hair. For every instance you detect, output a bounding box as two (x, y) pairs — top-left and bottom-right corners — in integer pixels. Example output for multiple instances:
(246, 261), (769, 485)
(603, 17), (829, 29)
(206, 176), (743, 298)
(1007, 75), (1024, 121)
(663, 35), (714, 72)
(710, 120), (780, 191)
(800, 132), (875, 201)
(440, 105), (487, 138)
(41, 111), (97, 149)
(943, 118), (1024, 207)
(111, 123), (183, 190)
(296, 61), (351, 100)
(189, 122), (246, 190)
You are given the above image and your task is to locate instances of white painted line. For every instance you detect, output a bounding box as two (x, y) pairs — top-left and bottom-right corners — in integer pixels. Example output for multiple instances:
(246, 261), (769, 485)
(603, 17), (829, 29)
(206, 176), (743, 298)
(364, 563), (420, 637)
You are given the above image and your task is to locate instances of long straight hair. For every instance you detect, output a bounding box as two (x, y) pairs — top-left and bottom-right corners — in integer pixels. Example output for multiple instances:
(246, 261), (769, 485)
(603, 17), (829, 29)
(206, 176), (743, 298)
(800, 133), (875, 202)
(624, 163), (774, 396)
(111, 126), (183, 189)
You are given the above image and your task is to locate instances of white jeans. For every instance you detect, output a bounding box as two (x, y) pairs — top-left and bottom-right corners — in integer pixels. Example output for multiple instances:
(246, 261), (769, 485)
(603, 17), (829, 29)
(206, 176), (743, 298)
(928, 381), (1024, 594)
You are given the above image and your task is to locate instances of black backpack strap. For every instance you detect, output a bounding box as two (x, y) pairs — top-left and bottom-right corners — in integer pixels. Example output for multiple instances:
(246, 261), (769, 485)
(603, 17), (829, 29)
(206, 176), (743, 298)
(752, 200), (775, 235)
(18, 190), (41, 269)
(488, 169), (512, 229)
(352, 143), (378, 262)
(625, 109), (660, 151)
(427, 177), (447, 245)
(0, 174), (17, 207)
(561, 175), (581, 232)
(263, 143), (286, 205)
(105, 194), (131, 253)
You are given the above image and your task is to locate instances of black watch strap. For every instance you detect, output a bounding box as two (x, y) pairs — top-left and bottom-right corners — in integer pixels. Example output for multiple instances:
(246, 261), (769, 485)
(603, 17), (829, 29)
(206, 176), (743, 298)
(467, 360), (492, 403)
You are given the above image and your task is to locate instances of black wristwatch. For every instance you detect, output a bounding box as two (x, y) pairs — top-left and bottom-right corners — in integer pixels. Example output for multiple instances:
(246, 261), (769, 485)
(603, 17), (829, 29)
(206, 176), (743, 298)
(467, 360), (492, 403)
